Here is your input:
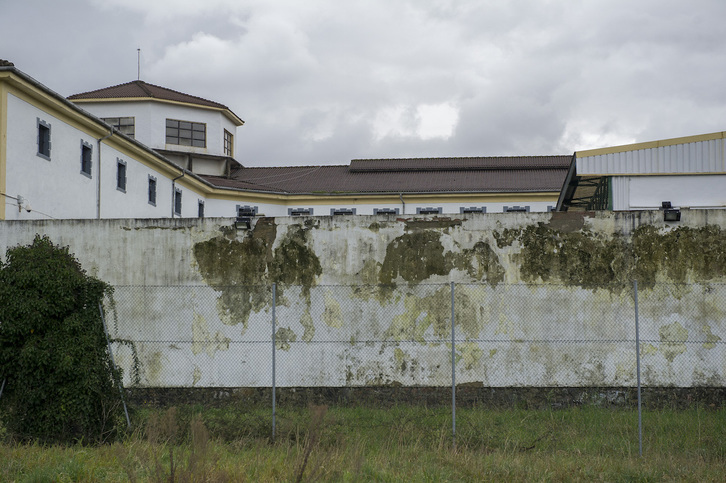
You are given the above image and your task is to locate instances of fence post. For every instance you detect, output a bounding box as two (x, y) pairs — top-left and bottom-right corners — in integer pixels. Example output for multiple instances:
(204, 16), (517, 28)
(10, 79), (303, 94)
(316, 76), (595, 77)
(634, 280), (642, 457)
(272, 283), (277, 442)
(98, 302), (131, 428)
(451, 281), (456, 450)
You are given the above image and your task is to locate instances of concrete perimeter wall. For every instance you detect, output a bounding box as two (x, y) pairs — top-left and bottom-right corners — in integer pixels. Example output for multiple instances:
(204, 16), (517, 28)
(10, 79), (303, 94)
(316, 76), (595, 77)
(1, 209), (725, 388)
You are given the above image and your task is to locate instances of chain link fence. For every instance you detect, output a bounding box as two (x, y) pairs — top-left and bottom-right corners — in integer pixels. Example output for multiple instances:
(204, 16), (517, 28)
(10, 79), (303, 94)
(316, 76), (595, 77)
(105, 282), (725, 390)
(104, 281), (725, 449)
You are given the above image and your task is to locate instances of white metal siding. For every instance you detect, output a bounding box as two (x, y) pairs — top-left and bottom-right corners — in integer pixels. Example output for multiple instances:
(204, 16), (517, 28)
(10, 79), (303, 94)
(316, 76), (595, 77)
(578, 138), (726, 175)
(611, 177), (630, 211)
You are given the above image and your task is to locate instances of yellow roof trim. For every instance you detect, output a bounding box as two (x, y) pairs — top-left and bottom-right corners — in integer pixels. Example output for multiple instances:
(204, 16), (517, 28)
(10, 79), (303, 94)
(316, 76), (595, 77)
(576, 131), (726, 158)
(2, 73), (111, 138)
(71, 96), (244, 126)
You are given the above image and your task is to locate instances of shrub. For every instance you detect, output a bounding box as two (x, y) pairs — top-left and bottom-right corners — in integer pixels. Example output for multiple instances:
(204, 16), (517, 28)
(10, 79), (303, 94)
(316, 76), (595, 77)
(0, 234), (124, 443)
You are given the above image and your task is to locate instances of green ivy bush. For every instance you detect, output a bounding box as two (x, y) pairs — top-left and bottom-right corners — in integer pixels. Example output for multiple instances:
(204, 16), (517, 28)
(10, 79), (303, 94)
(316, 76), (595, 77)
(0, 235), (124, 444)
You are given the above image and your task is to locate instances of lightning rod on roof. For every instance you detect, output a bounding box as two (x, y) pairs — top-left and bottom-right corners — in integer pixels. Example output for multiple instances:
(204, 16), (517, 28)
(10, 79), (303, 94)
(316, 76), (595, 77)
(137, 48), (141, 80)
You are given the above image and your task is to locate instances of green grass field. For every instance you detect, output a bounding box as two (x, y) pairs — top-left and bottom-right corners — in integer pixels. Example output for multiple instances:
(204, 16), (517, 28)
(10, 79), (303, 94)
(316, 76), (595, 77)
(1, 404), (725, 481)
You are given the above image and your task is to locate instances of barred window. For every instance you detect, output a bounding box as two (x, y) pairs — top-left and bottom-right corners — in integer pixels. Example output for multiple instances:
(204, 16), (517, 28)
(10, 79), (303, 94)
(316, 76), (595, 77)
(116, 159), (127, 192)
(148, 176), (157, 206)
(174, 188), (182, 215)
(37, 118), (51, 159)
(80, 141), (92, 177)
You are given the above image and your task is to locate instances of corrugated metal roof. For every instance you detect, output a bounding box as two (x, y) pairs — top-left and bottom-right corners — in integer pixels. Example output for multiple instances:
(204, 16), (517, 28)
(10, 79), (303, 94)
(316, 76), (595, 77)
(202, 156), (570, 195)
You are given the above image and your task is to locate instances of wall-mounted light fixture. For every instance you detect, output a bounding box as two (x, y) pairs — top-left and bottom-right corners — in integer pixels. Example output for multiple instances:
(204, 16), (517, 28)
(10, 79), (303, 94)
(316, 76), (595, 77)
(661, 201), (681, 222)
(235, 206), (256, 230)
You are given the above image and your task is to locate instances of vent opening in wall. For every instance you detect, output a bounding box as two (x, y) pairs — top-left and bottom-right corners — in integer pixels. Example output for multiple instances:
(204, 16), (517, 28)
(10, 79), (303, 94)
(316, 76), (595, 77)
(331, 208), (356, 215)
(460, 206), (486, 214)
(417, 207), (442, 215)
(289, 208), (313, 216)
(504, 205), (529, 213)
(374, 208), (399, 215)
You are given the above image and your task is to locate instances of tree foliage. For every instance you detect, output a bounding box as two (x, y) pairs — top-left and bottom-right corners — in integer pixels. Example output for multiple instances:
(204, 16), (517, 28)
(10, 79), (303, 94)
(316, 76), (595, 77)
(0, 235), (124, 443)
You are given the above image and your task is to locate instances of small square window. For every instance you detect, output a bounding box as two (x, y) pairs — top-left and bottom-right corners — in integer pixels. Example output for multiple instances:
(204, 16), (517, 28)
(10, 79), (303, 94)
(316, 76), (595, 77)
(148, 176), (157, 206)
(174, 188), (182, 216)
(80, 141), (92, 177)
(198, 200), (205, 218)
(37, 118), (51, 160)
(116, 159), (127, 192)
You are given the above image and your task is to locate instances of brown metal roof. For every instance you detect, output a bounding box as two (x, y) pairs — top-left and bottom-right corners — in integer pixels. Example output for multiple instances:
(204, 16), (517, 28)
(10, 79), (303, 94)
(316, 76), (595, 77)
(201, 156), (571, 195)
(68, 80), (230, 110)
(349, 156), (571, 172)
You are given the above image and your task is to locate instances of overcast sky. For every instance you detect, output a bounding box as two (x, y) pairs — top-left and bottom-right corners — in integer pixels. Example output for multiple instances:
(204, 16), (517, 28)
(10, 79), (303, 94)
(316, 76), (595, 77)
(3, 0), (726, 166)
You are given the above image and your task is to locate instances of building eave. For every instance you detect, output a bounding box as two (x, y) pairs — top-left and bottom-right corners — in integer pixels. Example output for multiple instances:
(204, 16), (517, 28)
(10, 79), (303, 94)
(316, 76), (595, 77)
(70, 96), (245, 126)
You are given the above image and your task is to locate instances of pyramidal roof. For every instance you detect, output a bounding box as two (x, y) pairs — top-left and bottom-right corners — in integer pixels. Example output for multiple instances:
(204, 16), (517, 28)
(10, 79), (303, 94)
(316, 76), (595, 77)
(68, 80), (243, 124)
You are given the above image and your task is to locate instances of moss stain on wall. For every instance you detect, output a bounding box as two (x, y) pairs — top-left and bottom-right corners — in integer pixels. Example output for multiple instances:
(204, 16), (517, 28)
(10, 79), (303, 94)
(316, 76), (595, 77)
(456, 342), (484, 370)
(193, 220), (322, 332)
(379, 230), (504, 286)
(300, 307), (315, 342)
(269, 224), (322, 296)
(379, 231), (449, 285)
(498, 223), (726, 291)
(275, 327), (297, 351)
